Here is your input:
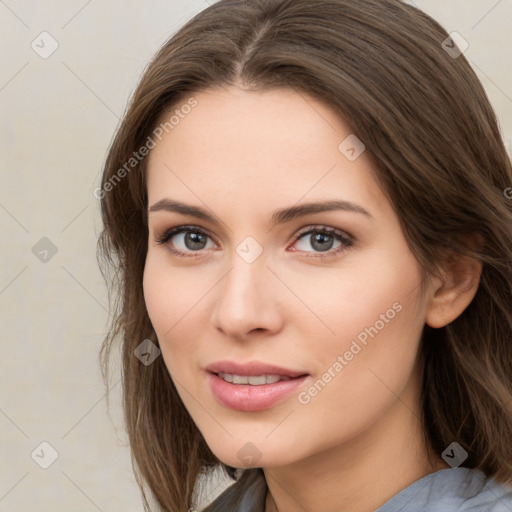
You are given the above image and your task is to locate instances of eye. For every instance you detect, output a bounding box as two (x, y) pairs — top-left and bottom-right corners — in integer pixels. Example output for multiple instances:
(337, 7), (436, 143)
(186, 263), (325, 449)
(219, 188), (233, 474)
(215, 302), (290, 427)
(155, 225), (216, 258)
(290, 226), (354, 258)
(155, 224), (354, 260)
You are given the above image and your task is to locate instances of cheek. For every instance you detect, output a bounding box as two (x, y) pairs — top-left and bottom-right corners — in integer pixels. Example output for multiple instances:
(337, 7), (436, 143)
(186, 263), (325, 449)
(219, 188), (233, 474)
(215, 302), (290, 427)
(143, 255), (171, 336)
(144, 250), (197, 328)
(291, 243), (425, 387)
(287, 241), (425, 355)
(142, 251), (212, 369)
(295, 306), (423, 462)
(293, 249), (427, 433)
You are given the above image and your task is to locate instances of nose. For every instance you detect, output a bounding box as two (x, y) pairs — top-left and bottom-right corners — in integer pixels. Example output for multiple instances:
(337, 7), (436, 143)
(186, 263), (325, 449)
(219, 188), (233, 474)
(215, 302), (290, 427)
(210, 252), (284, 340)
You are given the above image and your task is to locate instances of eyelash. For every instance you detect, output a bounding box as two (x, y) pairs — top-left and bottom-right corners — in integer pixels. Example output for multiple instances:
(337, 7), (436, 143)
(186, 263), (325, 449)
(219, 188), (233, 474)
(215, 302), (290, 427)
(154, 224), (354, 260)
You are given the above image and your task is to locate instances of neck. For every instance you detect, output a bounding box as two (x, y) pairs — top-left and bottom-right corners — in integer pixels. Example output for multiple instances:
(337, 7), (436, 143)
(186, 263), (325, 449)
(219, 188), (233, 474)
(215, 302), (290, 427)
(263, 377), (449, 512)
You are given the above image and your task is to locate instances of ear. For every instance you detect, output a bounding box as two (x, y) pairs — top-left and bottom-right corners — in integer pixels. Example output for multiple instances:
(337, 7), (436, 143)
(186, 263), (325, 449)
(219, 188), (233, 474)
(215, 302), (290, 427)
(425, 235), (483, 329)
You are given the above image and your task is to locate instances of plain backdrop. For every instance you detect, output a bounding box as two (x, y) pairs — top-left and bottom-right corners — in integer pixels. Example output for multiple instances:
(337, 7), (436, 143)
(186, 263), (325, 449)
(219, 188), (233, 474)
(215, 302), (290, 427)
(1, 1), (511, 511)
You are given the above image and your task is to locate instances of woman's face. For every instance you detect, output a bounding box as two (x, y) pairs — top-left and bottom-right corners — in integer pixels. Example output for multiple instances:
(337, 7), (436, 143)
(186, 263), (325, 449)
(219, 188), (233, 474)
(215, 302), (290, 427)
(143, 85), (432, 469)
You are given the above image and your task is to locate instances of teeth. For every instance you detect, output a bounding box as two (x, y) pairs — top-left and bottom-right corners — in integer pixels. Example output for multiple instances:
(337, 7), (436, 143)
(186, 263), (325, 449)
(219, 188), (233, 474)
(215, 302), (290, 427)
(248, 375), (267, 385)
(233, 374), (249, 384)
(217, 372), (290, 385)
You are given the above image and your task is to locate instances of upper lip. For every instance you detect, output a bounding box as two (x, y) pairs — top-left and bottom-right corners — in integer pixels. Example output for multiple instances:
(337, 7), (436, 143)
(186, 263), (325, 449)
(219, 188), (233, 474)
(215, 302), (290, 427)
(205, 361), (308, 378)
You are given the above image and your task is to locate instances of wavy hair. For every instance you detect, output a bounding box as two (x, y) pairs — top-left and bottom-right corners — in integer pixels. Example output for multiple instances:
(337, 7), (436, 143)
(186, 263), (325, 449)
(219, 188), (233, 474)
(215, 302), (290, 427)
(97, 0), (512, 510)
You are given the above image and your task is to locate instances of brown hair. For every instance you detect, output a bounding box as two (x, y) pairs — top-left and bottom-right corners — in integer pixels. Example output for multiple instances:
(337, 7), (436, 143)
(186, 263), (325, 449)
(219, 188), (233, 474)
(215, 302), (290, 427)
(97, 0), (512, 510)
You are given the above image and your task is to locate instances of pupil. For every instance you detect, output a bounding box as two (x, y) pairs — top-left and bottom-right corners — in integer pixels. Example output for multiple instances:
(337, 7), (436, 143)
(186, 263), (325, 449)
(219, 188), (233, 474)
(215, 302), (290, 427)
(185, 232), (206, 250)
(312, 233), (333, 252)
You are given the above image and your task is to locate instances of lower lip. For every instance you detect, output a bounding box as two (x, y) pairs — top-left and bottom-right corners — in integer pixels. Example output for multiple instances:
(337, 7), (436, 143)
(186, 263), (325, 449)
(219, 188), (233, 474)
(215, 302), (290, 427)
(207, 372), (308, 412)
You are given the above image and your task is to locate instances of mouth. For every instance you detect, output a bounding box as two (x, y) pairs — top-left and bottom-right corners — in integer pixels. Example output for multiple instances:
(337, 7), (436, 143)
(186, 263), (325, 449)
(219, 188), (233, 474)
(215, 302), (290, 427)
(205, 360), (307, 379)
(205, 361), (310, 411)
(215, 372), (295, 385)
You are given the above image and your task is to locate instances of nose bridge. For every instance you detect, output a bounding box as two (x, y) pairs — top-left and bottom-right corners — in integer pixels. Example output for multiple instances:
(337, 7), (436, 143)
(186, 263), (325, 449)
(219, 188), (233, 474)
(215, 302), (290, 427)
(220, 249), (267, 313)
(223, 233), (268, 298)
(211, 241), (281, 337)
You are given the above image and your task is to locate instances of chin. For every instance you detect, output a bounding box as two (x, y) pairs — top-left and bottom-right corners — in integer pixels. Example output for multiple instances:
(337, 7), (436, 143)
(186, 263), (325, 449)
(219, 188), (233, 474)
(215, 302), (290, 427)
(205, 436), (306, 470)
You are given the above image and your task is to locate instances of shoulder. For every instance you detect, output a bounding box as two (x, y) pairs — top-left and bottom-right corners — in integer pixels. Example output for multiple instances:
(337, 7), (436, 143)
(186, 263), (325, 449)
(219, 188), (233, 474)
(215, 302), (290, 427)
(378, 467), (512, 512)
(202, 469), (267, 512)
(202, 467), (512, 511)
(475, 475), (512, 511)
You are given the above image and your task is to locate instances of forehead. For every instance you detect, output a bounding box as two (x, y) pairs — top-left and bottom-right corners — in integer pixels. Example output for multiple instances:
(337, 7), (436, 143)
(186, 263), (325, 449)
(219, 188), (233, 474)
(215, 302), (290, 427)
(146, 86), (387, 221)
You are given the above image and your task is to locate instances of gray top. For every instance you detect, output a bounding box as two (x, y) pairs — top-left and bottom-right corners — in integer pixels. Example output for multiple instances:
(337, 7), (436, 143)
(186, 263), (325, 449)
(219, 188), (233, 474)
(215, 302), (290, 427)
(205, 466), (512, 511)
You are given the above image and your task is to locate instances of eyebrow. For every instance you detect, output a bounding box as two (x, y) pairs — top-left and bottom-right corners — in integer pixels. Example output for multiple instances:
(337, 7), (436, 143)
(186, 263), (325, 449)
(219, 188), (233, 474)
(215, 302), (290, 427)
(148, 198), (374, 227)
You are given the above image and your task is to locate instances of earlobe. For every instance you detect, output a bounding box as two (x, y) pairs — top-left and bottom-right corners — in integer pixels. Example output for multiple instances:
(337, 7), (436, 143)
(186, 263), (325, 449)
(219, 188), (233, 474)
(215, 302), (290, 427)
(425, 251), (483, 329)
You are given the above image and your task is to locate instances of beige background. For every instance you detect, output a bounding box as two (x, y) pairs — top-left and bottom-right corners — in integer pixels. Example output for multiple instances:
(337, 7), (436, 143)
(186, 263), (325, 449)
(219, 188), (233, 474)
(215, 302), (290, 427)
(1, 1), (511, 511)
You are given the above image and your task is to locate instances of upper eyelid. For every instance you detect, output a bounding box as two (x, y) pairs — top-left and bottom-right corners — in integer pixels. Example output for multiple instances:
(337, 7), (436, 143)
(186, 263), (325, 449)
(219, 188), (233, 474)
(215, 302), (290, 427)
(157, 225), (218, 244)
(295, 225), (352, 238)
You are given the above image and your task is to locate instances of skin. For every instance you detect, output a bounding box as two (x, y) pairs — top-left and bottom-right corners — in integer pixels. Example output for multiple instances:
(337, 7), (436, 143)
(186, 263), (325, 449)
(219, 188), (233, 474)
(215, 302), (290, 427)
(143, 85), (481, 512)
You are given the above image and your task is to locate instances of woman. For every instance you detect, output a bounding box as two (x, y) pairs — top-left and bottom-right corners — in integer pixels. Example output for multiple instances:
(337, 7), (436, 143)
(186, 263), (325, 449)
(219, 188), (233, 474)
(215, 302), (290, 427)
(97, 0), (512, 510)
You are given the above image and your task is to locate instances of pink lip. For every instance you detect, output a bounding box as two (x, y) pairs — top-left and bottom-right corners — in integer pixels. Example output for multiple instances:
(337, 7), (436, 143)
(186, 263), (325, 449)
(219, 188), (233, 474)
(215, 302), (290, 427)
(205, 360), (307, 378)
(205, 360), (309, 412)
